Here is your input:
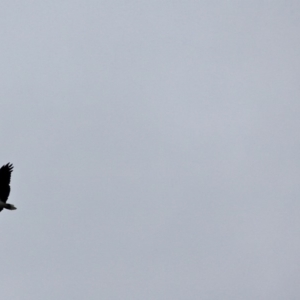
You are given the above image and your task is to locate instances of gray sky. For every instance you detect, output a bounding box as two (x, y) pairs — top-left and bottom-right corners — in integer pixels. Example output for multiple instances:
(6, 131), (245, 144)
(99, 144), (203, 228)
(0, 1), (300, 299)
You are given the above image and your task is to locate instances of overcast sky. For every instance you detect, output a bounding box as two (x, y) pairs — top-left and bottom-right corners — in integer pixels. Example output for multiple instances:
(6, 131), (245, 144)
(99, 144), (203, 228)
(0, 1), (300, 299)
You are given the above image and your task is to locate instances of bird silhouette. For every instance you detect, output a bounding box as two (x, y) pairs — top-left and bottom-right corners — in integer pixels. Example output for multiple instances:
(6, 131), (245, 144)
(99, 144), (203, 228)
(0, 163), (16, 212)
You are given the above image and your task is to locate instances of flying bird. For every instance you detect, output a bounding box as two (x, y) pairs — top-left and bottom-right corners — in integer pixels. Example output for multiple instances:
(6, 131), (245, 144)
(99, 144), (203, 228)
(0, 163), (16, 212)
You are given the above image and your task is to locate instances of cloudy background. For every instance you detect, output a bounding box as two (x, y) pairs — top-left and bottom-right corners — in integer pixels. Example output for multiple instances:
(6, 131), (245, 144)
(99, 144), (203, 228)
(0, 1), (299, 299)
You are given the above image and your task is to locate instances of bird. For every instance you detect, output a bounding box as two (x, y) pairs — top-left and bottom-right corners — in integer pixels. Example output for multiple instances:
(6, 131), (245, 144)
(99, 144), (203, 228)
(0, 163), (16, 212)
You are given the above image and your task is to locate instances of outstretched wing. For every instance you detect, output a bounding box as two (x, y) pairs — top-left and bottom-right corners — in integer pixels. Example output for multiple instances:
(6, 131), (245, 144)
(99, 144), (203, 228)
(0, 163), (13, 203)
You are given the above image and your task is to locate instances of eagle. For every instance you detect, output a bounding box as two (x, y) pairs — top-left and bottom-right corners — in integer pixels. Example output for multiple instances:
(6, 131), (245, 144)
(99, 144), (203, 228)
(0, 163), (16, 212)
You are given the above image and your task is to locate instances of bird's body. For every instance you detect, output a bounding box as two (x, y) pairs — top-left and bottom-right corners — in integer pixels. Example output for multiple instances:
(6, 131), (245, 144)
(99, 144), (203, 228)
(0, 163), (16, 212)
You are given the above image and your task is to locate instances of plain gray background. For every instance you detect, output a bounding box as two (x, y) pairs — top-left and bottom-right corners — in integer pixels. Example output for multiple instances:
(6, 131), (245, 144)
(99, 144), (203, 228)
(0, 1), (300, 299)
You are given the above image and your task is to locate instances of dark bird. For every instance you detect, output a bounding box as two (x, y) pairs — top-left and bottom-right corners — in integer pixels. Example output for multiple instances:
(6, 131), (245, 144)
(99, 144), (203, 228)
(0, 163), (16, 212)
